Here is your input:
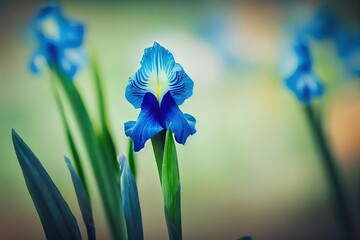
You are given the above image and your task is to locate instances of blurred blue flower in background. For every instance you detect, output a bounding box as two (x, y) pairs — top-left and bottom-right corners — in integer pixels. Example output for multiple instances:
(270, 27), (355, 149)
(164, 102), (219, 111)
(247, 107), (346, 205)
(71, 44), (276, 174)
(334, 27), (360, 77)
(125, 42), (196, 151)
(29, 3), (86, 78)
(305, 7), (360, 78)
(285, 37), (324, 103)
(305, 7), (339, 40)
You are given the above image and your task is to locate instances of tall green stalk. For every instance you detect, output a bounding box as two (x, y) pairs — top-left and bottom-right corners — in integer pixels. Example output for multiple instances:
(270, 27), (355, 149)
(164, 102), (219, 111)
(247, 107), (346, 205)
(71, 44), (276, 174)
(304, 104), (356, 240)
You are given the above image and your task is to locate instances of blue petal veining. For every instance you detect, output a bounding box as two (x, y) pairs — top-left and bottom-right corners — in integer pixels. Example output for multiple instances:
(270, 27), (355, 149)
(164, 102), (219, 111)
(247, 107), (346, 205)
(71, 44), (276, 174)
(125, 42), (194, 108)
(125, 42), (196, 151)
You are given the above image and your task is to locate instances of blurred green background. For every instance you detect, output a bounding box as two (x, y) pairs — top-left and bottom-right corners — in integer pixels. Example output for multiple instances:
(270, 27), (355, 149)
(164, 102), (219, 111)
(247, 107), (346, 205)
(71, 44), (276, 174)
(1, 1), (360, 239)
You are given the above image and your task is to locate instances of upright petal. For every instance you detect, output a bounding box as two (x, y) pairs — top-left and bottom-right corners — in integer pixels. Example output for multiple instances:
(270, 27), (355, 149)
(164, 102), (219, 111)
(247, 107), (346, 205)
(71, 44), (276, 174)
(125, 93), (164, 151)
(62, 21), (85, 48)
(125, 42), (194, 108)
(34, 4), (62, 43)
(294, 36), (312, 72)
(160, 92), (196, 145)
(168, 63), (194, 106)
(125, 42), (174, 108)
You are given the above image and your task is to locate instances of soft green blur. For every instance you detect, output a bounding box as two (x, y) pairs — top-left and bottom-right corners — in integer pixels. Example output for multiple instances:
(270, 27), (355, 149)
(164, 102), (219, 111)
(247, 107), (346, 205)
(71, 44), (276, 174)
(1, 1), (360, 239)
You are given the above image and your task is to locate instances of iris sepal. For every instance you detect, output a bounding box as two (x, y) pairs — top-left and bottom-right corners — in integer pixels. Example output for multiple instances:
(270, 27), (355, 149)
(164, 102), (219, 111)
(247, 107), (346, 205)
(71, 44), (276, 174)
(125, 92), (196, 152)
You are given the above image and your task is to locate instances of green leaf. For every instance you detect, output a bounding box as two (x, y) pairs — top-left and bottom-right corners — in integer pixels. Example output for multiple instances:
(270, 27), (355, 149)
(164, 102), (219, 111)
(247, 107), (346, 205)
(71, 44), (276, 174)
(51, 77), (89, 198)
(151, 130), (166, 182)
(12, 129), (81, 240)
(119, 154), (143, 240)
(161, 129), (182, 240)
(54, 69), (126, 239)
(65, 157), (96, 240)
(127, 138), (137, 179)
(91, 54), (118, 177)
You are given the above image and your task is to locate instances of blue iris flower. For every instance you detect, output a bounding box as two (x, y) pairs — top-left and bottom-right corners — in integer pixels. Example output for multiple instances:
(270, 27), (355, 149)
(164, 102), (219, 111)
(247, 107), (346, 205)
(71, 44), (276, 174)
(285, 37), (324, 104)
(305, 8), (339, 40)
(305, 7), (360, 77)
(29, 3), (85, 78)
(333, 28), (360, 77)
(125, 42), (196, 152)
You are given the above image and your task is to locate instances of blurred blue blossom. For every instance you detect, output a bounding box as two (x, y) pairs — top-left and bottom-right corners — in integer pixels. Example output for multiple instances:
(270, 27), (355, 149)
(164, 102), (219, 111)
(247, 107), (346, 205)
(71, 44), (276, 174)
(29, 3), (86, 78)
(125, 42), (196, 151)
(333, 28), (360, 77)
(305, 7), (360, 77)
(305, 8), (339, 40)
(285, 37), (324, 103)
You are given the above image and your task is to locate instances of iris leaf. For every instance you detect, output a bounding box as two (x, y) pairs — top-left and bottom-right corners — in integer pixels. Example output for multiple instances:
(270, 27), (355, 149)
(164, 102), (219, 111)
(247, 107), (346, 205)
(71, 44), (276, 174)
(119, 154), (144, 240)
(50, 76), (89, 198)
(151, 130), (166, 183)
(65, 157), (96, 240)
(162, 129), (182, 240)
(54, 68), (126, 239)
(127, 138), (136, 179)
(12, 129), (82, 240)
(91, 54), (118, 177)
(236, 236), (253, 240)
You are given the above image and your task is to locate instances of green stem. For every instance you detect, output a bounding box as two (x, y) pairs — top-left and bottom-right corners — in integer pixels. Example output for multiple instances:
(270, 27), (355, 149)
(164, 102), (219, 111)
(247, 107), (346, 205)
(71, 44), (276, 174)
(304, 104), (356, 240)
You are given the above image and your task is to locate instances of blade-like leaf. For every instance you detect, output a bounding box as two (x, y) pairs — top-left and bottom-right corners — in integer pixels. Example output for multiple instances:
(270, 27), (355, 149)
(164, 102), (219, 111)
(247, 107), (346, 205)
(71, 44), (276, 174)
(151, 130), (166, 183)
(51, 77), (89, 198)
(91, 54), (118, 177)
(127, 138), (137, 179)
(12, 129), (81, 240)
(54, 68), (126, 239)
(164, 188), (181, 240)
(236, 236), (253, 240)
(65, 157), (96, 240)
(119, 154), (143, 240)
(162, 129), (182, 240)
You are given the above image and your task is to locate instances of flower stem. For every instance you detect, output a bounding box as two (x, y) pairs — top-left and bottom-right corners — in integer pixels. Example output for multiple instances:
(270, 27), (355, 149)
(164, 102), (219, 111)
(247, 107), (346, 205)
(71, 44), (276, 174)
(304, 104), (356, 240)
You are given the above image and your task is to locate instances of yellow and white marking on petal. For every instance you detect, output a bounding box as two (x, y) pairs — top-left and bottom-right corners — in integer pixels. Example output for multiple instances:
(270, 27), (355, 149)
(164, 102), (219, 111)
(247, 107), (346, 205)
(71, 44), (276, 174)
(148, 70), (169, 103)
(40, 17), (60, 41)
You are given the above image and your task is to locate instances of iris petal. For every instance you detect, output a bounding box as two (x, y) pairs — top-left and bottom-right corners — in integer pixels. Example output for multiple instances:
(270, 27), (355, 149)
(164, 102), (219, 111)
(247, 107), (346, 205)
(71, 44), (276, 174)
(125, 93), (164, 152)
(35, 4), (62, 43)
(285, 37), (324, 103)
(169, 63), (194, 106)
(29, 49), (46, 74)
(125, 42), (194, 108)
(160, 92), (196, 145)
(294, 37), (312, 72)
(286, 71), (324, 103)
(63, 22), (85, 48)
